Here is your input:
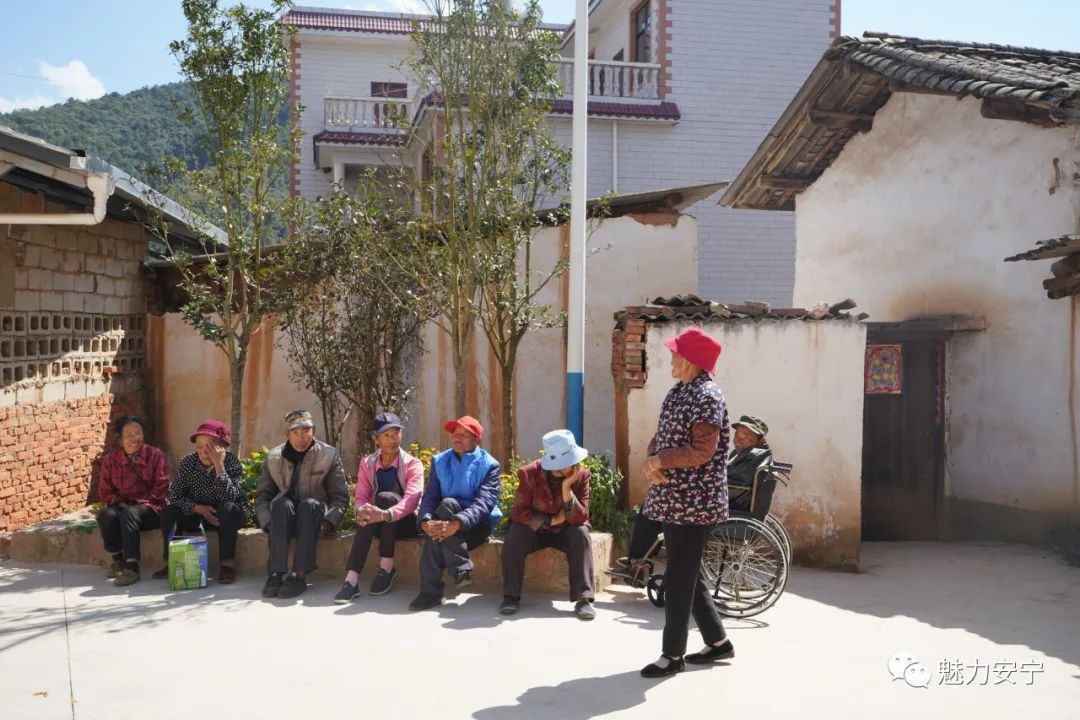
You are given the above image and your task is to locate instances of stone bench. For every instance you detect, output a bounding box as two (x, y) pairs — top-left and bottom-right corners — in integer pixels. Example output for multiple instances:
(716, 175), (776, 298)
(5, 509), (615, 593)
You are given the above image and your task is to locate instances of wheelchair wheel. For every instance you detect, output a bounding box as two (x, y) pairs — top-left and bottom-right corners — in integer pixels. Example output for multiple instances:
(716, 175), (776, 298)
(646, 574), (666, 608)
(702, 516), (787, 618)
(763, 514), (793, 564)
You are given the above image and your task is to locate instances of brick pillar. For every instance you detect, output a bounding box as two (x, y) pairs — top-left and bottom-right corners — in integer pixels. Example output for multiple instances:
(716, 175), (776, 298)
(612, 315), (648, 505)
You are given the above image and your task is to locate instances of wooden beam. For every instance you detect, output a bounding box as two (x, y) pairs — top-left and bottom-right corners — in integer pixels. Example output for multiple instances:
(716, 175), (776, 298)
(981, 98), (1060, 128)
(809, 109), (875, 132)
(1050, 253), (1080, 278)
(758, 175), (812, 191)
(1043, 272), (1080, 299)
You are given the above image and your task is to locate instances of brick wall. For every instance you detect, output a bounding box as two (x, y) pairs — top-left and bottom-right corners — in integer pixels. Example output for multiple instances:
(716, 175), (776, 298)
(0, 183), (151, 531)
(0, 394), (144, 531)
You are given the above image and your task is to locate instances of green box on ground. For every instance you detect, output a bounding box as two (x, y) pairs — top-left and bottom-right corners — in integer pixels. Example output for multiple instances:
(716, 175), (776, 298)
(168, 535), (208, 590)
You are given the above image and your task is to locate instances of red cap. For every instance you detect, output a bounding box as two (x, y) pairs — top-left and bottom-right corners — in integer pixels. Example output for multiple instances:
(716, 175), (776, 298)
(190, 420), (231, 447)
(664, 327), (723, 374)
(443, 415), (484, 441)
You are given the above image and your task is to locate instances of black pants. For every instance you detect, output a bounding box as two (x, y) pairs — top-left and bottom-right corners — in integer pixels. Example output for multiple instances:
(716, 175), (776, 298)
(502, 522), (594, 601)
(267, 495), (327, 575)
(160, 502), (245, 562)
(661, 522), (727, 657)
(419, 498), (491, 595)
(345, 491), (419, 573)
(628, 511), (663, 562)
(98, 504), (161, 561)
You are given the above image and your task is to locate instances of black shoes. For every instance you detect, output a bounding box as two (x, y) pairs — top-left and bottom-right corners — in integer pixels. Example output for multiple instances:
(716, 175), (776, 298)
(369, 568), (397, 596)
(455, 570), (473, 589)
(262, 573), (284, 598)
(333, 581), (360, 604)
(277, 573), (308, 598)
(641, 655), (686, 678)
(686, 638), (735, 664)
(499, 595), (520, 615)
(409, 592), (444, 611)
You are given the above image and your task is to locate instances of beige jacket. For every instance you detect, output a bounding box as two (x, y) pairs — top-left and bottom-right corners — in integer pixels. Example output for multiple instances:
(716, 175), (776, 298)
(254, 439), (349, 530)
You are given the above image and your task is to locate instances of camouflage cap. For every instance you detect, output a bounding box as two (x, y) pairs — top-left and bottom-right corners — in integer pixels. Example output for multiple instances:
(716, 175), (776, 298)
(285, 409), (315, 431)
(732, 414), (768, 437)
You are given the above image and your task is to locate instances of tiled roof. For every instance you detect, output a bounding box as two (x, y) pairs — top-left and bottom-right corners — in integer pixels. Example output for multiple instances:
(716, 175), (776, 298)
(615, 295), (866, 324)
(549, 99), (680, 121)
(282, 8), (567, 36)
(846, 33), (1080, 106)
(282, 9), (433, 34)
(1004, 234), (1080, 262)
(312, 130), (408, 146)
(722, 33), (1080, 211)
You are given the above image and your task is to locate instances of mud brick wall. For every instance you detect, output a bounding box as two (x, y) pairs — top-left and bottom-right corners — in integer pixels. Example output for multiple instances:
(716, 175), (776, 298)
(0, 183), (151, 531)
(0, 395), (145, 531)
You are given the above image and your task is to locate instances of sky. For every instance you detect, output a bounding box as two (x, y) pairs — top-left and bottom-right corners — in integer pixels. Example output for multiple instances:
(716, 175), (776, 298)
(2, 0), (1080, 113)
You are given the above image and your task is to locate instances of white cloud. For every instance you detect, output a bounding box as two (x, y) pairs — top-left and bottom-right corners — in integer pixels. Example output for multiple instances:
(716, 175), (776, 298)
(0, 95), (57, 113)
(39, 60), (106, 101)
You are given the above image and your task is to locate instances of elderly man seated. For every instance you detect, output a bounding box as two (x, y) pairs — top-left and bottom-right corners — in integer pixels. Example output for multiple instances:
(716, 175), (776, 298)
(726, 415), (774, 518)
(255, 410), (349, 600)
(409, 415), (501, 611)
(500, 429), (596, 620)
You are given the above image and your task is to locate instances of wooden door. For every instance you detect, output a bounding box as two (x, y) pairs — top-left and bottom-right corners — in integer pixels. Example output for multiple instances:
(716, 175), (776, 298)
(861, 338), (945, 540)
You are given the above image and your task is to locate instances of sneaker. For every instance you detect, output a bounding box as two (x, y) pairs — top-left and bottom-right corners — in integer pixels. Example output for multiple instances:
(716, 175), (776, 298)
(277, 573), (308, 599)
(105, 560), (124, 579)
(574, 599), (596, 621)
(113, 568), (141, 587)
(151, 565), (169, 580)
(409, 592), (444, 611)
(369, 568), (397, 596)
(262, 573), (284, 598)
(499, 595), (520, 615)
(334, 581), (361, 604)
(455, 570), (473, 589)
(217, 565), (236, 585)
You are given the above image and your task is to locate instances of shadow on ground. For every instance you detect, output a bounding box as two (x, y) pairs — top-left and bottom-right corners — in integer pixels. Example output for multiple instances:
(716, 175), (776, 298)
(788, 542), (1080, 669)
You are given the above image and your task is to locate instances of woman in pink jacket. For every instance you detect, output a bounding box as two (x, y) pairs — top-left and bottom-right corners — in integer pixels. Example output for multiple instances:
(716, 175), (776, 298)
(334, 412), (423, 602)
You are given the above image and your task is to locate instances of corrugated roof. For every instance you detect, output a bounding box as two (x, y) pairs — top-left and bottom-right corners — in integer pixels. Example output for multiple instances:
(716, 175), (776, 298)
(721, 33), (1080, 211)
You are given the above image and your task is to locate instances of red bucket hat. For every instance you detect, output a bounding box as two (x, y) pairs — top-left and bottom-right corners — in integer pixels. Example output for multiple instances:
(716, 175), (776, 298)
(443, 415), (484, 441)
(664, 327), (723, 374)
(190, 419), (231, 447)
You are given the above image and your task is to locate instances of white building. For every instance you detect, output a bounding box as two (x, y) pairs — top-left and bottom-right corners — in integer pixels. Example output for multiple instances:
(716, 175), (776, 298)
(283, 1), (838, 305)
(722, 33), (1080, 551)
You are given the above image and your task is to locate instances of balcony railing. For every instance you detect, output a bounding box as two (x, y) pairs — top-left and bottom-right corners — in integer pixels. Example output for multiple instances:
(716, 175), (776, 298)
(554, 59), (661, 102)
(323, 96), (414, 132)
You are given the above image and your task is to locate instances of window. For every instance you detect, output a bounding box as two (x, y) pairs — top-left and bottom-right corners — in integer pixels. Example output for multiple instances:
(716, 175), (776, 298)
(370, 82), (408, 128)
(370, 82), (407, 98)
(632, 1), (651, 63)
(612, 49), (624, 62)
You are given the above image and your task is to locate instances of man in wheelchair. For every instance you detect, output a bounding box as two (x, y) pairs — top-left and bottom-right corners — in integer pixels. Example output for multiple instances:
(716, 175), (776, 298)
(726, 415), (774, 519)
(609, 414), (773, 583)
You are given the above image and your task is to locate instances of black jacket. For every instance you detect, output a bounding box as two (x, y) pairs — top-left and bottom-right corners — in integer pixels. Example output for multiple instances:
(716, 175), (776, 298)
(727, 446), (774, 518)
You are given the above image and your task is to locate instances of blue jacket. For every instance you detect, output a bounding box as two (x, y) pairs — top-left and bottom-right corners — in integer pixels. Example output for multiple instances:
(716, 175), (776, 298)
(418, 450), (501, 531)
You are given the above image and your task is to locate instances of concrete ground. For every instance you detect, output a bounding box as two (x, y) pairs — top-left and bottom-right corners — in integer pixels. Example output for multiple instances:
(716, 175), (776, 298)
(0, 542), (1077, 720)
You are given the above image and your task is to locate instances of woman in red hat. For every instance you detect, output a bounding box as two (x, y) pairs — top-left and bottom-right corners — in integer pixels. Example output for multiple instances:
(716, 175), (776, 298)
(639, 327), (735, 678)
(153, 420), (251, 584)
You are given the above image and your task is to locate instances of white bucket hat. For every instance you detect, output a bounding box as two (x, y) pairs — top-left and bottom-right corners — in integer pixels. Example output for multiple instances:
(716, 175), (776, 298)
(540, 429), (589, 471)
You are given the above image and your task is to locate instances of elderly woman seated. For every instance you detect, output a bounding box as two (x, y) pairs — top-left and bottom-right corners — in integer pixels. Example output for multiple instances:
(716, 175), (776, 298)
(153, 420), (251, 584)
(96, 416), (169, 586)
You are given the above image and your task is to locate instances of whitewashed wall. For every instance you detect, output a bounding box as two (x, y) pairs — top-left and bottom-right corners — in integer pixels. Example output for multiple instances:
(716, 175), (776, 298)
(793, 92), (1080, 522)
(625, 318), (866, 568)
(414, 212), (698, 461)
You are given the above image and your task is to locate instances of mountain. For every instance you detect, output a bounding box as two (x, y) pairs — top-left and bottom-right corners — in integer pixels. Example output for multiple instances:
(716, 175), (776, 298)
(0, 82), (211, 178)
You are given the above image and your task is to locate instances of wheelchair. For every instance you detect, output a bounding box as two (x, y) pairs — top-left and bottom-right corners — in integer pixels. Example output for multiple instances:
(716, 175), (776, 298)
(607, 459), (793, 619)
